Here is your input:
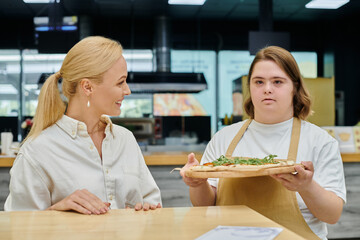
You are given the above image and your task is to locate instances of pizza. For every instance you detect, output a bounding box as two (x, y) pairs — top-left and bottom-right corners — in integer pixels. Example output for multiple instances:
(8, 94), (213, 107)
(190, 154), (295, 172)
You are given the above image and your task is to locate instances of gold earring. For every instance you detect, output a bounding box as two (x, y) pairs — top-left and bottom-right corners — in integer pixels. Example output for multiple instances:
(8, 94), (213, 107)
(87, 100), (90, 108)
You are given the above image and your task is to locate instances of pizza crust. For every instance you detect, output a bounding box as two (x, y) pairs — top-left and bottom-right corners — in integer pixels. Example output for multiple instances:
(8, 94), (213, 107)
(185, 164), (304, 178)
(190, 159), (295, 172)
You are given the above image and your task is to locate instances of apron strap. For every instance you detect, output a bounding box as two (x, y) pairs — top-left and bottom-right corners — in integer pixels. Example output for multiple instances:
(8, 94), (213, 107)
(287, 117), (301, 162)
(225, 119), (252, 158)
(226, 118), (301, 161)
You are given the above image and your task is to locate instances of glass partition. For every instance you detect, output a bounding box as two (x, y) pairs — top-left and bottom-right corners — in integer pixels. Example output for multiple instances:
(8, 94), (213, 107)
(0, 49), (154, 140)
(22, 49), (66, 116)
(292, 52), (317, 78)
(169, 50), (216, 134)
(218, 51), (254, 129)
(118, 50), (153, 118)
(0, 50), (21, 116)
(218, 50), (317, 130)
(0, 48), (318, 140)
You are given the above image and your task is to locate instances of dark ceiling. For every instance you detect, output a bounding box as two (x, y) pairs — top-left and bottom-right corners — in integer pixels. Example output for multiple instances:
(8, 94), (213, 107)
(1, 0), (359, 53)
(0, 0), (359, 21)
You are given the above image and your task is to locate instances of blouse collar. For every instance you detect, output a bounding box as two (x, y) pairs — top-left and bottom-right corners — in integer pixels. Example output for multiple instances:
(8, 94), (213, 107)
(56, 114), (114, 139)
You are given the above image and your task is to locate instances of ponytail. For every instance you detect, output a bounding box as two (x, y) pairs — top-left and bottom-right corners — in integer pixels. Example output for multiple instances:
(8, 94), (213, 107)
(23, 72), (66, 143)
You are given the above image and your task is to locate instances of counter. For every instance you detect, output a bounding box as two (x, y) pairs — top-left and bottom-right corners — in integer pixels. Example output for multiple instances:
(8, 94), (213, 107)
(0, 205), (305, 239)
(0, 152), (204, 167)
(340, 153), (360, 162)
(0, 156), (14, 167)
(1, 153), (359, 167)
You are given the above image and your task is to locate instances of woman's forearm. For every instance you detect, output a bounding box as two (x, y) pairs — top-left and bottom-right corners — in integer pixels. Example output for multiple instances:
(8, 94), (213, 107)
(299, 180), (343, 224)
(189, 182), (217, 206)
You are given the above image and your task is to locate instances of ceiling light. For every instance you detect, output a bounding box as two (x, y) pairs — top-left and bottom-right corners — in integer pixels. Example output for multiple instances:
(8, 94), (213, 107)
(168, 0), (206, 5)
(23, 0), (51, 3)
(305, 0), (349, 9)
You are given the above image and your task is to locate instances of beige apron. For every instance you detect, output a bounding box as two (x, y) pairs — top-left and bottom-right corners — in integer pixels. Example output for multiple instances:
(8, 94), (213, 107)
(216, 118), (320, 240)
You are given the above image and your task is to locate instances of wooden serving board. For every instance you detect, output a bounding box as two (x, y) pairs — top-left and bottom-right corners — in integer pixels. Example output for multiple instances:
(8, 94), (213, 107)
(185, 164), (304, 178)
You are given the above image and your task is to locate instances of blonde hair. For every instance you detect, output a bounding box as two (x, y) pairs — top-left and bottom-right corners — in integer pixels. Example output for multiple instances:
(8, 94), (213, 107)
(24, 36), (123, 142)
(244, 46), (312, 120)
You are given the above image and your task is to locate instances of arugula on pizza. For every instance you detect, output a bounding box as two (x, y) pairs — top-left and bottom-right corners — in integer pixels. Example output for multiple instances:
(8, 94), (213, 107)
(190, 155), (296, 172)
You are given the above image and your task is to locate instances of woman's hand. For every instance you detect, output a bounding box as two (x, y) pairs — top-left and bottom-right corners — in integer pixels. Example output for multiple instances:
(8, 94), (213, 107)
(127, 203), (162, 211)
(271, 161), (314, 192)
(47, 189), (110, 215)
(272, 161), (344, 224)
(181, 153), (217, 206)
(180, 153), (208, 188)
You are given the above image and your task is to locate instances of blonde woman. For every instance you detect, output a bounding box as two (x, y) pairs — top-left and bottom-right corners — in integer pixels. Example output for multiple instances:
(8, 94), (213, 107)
(5, 36), (162, 214)
(180, 46), (346, 240)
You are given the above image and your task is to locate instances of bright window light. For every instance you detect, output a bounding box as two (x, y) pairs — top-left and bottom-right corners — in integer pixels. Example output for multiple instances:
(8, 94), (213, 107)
(23, 0), (51, 3)
(0, 56), (20, 62)
(0, 52), (152, 62)
(23, 54), (66, 61)
(0, 54), (66, 62)
(0, 84), (18, 94)
(123, 51), (153, 60)
(305, 0), (349, 9)
(24, 84), (39, 91)
(168, 0), (206, 5)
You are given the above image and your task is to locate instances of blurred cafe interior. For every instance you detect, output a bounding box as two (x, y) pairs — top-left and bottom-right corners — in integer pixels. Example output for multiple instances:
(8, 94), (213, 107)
(0, 0), (360, 239)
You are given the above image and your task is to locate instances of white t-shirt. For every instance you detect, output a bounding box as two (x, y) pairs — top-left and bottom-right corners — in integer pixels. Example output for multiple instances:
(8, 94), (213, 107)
(201, 118), (346, 240)
(5, 115), (161, 211)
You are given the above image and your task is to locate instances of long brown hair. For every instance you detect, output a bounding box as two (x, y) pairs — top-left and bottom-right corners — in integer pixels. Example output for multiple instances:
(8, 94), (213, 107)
(244, 46), (312, 120)
(24, 36), (123, 142)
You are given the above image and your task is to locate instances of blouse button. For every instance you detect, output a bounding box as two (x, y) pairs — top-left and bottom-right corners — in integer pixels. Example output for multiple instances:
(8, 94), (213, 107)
(90, 145), (94, 150)
(109, 195), (113, 200)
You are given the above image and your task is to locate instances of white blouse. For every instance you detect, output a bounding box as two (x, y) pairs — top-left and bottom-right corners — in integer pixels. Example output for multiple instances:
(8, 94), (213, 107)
(5, 115), (161, 211)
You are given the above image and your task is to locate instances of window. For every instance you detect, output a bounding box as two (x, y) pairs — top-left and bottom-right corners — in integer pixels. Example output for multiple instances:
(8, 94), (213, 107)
(0, 47), (318, 140)
(119, 50), (154, 118)
(22, 49), (66, 116)
(168, 50), (217, 134)
(0, 50), (21, 116)
(218, 51), (254, 129)
(124, 49), (153, 72)
(218, 50), (317, 129)
(291, 52), (317, 78)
